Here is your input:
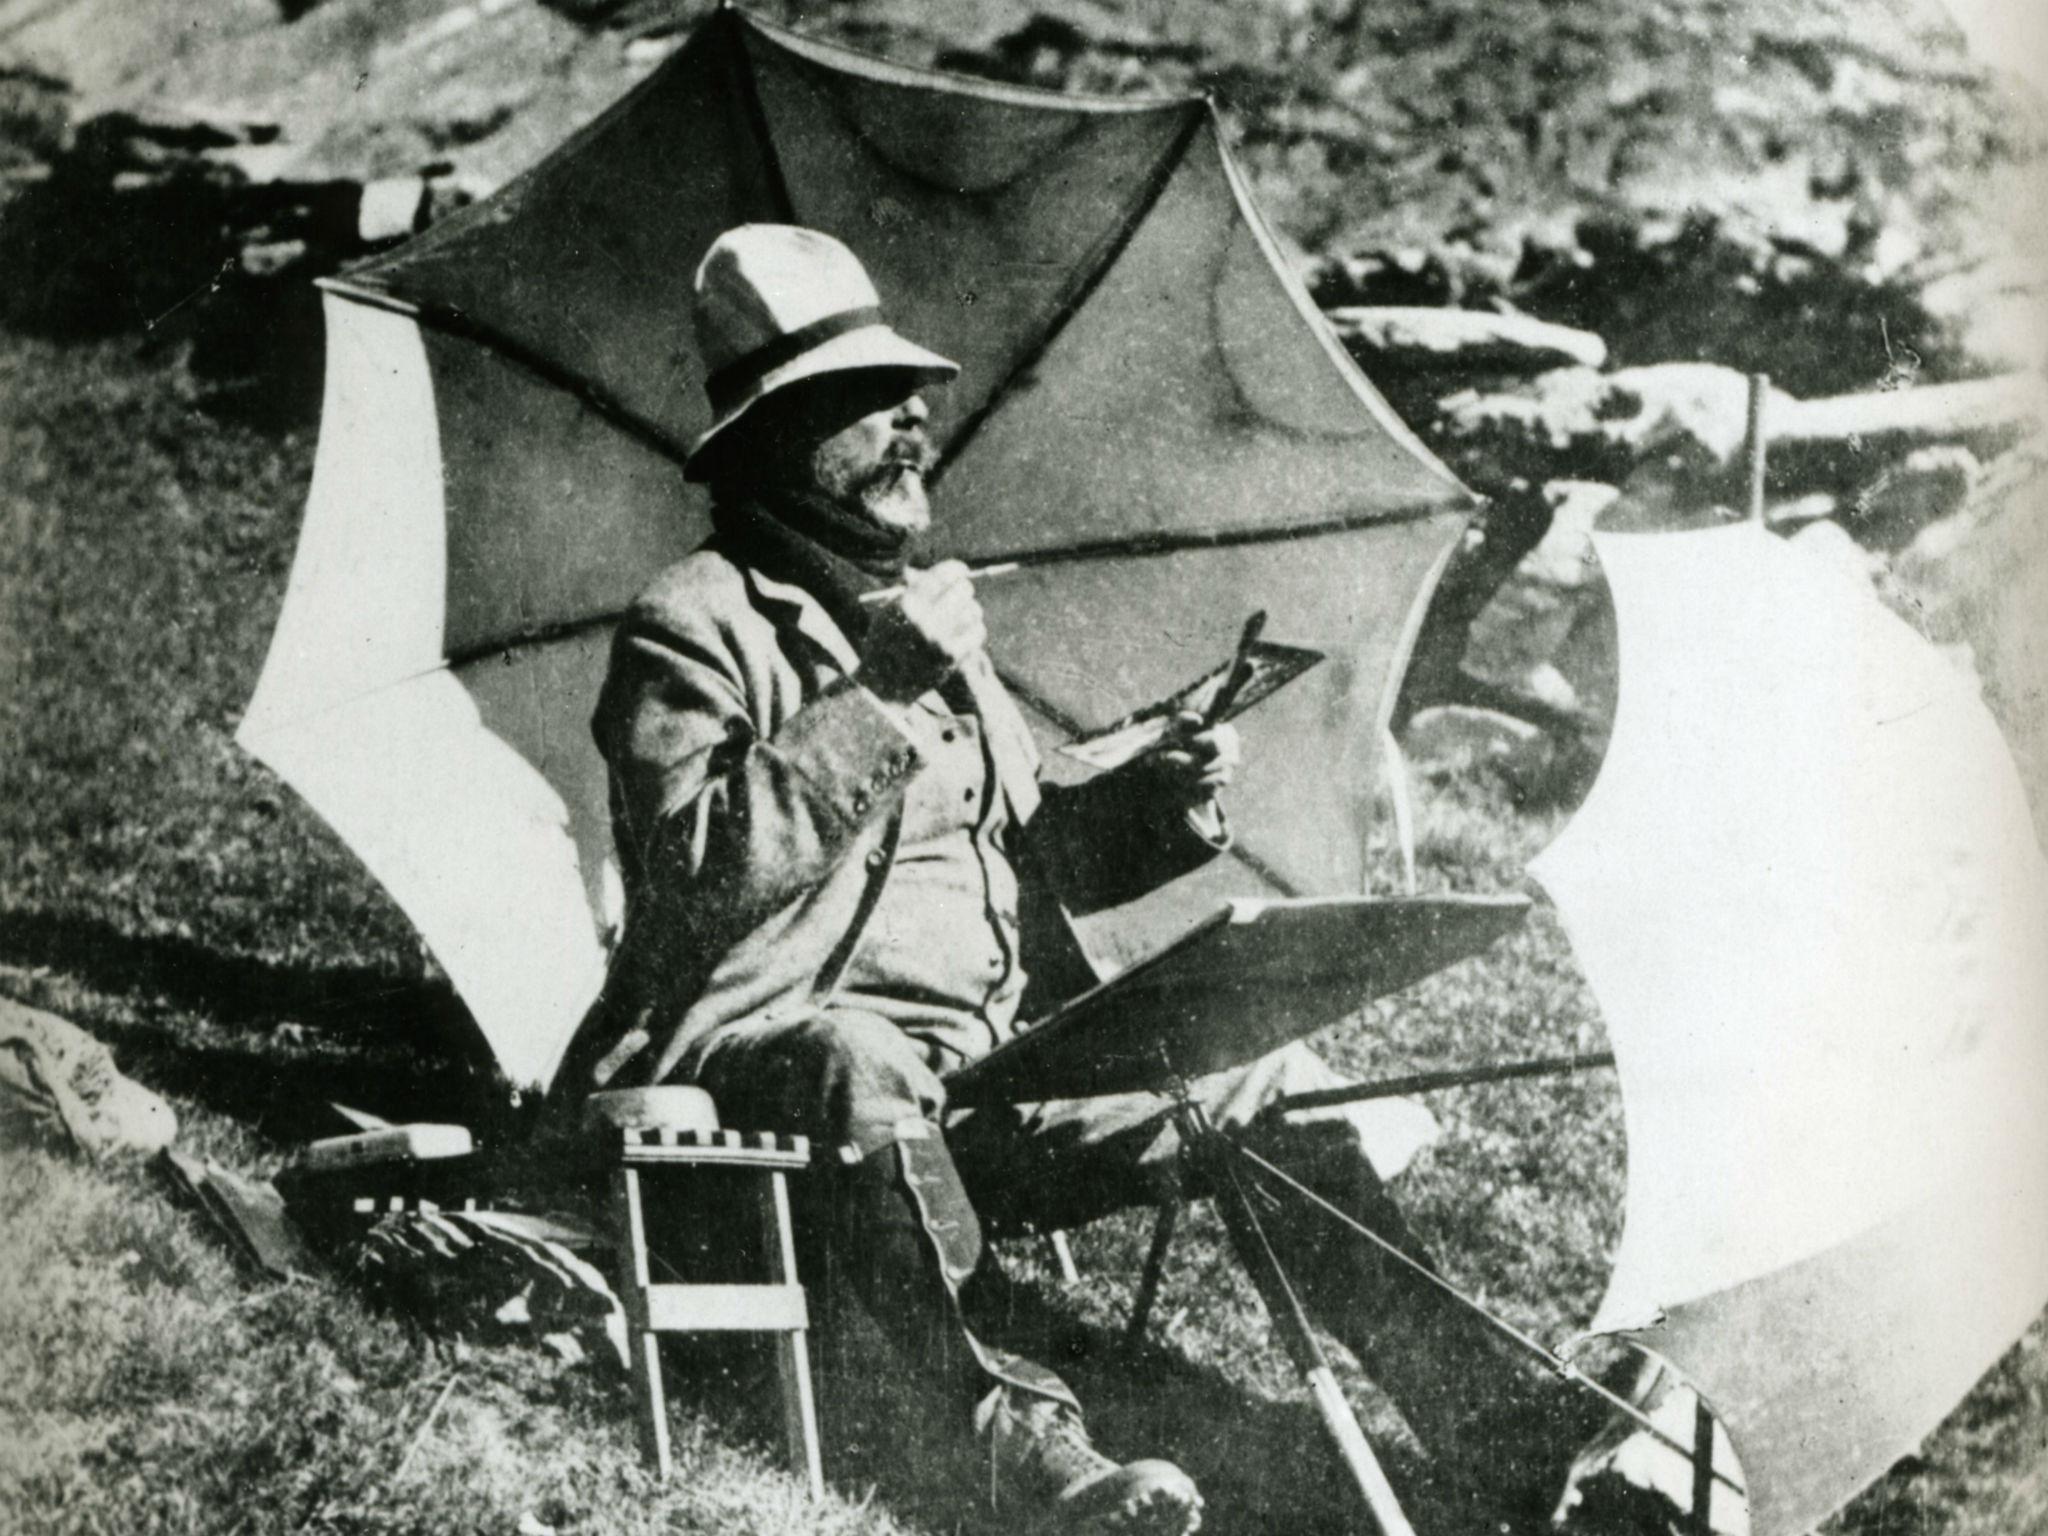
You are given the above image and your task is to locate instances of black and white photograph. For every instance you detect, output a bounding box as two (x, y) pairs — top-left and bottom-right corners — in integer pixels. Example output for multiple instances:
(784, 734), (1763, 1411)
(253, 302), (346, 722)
(2, 2), (2045, 1534)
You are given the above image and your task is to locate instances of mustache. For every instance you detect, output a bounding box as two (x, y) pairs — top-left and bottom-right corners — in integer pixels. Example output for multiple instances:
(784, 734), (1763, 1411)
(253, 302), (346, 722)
(879, 435), (938, 478)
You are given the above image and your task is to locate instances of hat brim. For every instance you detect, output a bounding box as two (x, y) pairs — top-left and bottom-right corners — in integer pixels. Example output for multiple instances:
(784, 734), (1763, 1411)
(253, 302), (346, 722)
(683, 324), (959, 481)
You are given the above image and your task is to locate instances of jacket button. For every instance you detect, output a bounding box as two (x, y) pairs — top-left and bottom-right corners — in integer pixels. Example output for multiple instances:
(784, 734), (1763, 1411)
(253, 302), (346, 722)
(866, 849), (888, 872)
(851, 790), (869, 812)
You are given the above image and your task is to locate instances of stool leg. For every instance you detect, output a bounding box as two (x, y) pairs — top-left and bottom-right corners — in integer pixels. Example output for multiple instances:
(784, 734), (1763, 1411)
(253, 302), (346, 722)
(1044, 1228), (1082, 1284)
(762, 1169), (825, 1501)
(613, 1165), (672, 1479)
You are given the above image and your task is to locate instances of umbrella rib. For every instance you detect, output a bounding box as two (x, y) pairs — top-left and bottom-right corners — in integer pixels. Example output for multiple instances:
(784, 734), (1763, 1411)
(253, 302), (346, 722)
(434, 504), (1456, 672)
(318, 279), (696, 473)
(724, 6), (799, 221)
(955, 501), (1455, 570)
(927, 103), (1208, 488)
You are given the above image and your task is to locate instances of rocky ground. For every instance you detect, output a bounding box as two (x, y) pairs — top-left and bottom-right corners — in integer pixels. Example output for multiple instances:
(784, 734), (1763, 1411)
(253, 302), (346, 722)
(2, 0), (2042, 792)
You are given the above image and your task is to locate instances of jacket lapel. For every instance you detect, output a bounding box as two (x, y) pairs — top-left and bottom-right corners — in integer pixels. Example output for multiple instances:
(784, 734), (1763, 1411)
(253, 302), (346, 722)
(742, 564), (863, 678)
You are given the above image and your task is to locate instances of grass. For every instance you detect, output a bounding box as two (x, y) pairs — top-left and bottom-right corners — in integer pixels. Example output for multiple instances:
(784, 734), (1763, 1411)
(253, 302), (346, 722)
(1, 323), (2044, 1536)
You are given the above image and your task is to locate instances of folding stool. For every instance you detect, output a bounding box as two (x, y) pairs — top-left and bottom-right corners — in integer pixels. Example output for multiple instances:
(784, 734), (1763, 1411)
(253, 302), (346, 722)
(589, 1086), (823, 1500)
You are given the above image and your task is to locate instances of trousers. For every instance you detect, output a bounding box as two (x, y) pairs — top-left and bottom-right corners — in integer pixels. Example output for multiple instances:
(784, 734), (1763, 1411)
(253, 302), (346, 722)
(678, 1005), (1557, 1476)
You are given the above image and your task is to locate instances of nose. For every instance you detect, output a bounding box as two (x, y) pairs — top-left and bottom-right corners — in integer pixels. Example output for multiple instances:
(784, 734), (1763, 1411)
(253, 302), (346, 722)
(892, 394), (929, 428)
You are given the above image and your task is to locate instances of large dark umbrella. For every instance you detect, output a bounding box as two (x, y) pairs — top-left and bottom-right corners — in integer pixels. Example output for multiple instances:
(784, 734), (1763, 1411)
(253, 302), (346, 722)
(238, 7), (1473, 1087)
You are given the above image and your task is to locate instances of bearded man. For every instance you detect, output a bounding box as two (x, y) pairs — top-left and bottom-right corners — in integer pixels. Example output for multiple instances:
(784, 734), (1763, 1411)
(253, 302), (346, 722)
(561, 225), (1594, 1534)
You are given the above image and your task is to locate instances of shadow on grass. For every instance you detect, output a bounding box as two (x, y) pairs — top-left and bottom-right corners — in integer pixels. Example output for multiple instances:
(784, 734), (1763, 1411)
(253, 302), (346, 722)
(0, 910), (462, 1037)
(0, 908), (504, 1135)
(633, 1248), (1432, 1536)
(653, 1296), (1386, 1536)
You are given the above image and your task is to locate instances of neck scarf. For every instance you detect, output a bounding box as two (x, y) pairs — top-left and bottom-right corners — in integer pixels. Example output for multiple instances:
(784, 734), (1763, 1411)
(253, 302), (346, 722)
(711, 488), (918, 646)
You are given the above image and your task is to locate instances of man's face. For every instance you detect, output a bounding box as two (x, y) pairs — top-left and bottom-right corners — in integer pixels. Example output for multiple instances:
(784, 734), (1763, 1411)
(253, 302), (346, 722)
(740, 371), (938, 535)
(807, 387), (934, 535)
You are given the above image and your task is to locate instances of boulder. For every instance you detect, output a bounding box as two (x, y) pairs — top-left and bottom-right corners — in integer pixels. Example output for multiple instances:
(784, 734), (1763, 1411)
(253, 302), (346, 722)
(1519, 481), (1621, 589)
(1324, 306), (1607, 377)
(1765, 492), (1839, 528)
(1920, 261), (2048, 378)
(1433, 363), (1790, 499)
(1404, 704), (1546, 767)
(1769, 375), (2046, 492)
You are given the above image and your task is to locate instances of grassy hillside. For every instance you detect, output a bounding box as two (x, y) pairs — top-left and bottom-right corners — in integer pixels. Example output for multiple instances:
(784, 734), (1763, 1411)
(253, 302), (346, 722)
(1, 0), (2040, 395)
(1, 327), (2044, 1535)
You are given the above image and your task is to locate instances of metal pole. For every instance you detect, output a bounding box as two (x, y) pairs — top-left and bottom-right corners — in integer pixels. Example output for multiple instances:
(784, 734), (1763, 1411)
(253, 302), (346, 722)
(1691, 1398), (1716, 1533)
(1231, 1141), (1748, 1499)
(1274, 1051), (1616, 1115)
(1745, 373), (1771, 524)
(1176, 1100), (1418, 1536)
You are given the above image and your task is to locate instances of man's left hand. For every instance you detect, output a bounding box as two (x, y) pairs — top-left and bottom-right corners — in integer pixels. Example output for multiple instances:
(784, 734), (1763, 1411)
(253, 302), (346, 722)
(1143, 710), (1240, 809)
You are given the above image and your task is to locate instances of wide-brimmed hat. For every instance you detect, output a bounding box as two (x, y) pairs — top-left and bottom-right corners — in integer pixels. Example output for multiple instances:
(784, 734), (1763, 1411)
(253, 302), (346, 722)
(683, 224), (958, 480)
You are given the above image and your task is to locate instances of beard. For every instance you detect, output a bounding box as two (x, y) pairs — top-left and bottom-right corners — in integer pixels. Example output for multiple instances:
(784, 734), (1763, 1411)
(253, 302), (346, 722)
(812, 436), (936, 536)
(852, 460), (931, 534)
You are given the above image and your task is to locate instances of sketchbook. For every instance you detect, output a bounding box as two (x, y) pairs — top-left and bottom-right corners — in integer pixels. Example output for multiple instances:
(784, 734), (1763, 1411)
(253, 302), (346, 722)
(1056, 637), (1325, 771)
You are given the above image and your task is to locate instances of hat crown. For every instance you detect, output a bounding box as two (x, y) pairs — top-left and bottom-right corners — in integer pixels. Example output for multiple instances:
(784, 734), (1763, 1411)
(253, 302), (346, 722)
(693, 225), (883, 377)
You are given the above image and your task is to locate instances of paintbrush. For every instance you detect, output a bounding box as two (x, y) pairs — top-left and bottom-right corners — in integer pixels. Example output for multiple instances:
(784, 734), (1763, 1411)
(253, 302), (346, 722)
(858, 561), (1024, 605)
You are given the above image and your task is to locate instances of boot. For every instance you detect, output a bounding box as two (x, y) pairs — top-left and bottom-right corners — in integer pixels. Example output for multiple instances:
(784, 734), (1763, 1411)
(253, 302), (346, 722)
(978, 1385), (1203, 1535)
(1234, 1116), (1602, 1524)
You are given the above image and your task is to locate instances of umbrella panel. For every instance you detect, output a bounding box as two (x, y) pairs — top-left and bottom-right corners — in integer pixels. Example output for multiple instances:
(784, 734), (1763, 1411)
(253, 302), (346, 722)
(350, 11), (1215, 483)
(743, 15), (1199, 451)
(423, 325), (706, 661)
(980, 518), (1461, 966)
(933, 125), (1468, 561)
(347, 17), (782, 450)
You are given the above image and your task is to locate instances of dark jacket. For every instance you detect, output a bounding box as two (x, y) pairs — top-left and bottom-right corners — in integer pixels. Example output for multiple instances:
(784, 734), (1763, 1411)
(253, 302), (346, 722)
(558, 539), (1223, 1093)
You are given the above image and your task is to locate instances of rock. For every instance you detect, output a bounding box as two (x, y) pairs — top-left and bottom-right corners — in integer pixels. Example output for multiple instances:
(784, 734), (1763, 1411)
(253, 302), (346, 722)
(1401, 696), (1596, 804)
(1766, 492), (1839, 528)
(1406, 703), (1545, 761)
(0, 997), (177, 1159)
(0, 108), (481, 341)
(357, 176), (431, 243)
(1920, 262), (2048, 377)
(1323, 306), (1607, 376)
(1519, 661), (1582, 716)
(1519, 481), (1621, 588)
(1433, 363), (1790, 499)
(1400, 708), (1540, 782)
(1769, 374), (2039, 462)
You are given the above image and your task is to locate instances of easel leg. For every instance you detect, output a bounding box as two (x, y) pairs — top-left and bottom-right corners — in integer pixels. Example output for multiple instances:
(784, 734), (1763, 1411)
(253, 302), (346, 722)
(1124, 1202), (1179, 1351)
(762, 1170), (826, 1501)
(614, 1166), (672, 1479)
(1176, 1104), (1418, 1536)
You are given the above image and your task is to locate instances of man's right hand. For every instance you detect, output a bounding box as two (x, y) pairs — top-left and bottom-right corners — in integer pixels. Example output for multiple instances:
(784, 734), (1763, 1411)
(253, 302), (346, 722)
(860, 561), (987, 703)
